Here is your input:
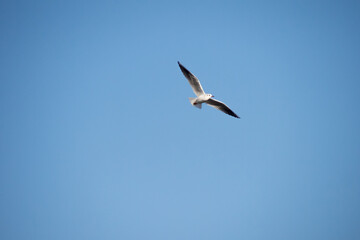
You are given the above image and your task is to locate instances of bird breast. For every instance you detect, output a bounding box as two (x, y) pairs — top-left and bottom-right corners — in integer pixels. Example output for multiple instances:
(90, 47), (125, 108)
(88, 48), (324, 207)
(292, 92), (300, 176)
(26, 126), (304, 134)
(197, 94), (211, 102)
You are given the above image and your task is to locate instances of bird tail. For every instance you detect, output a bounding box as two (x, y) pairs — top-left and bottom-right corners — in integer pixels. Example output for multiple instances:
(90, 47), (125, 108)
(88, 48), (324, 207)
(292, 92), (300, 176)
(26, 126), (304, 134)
(189, 97), (202, 109)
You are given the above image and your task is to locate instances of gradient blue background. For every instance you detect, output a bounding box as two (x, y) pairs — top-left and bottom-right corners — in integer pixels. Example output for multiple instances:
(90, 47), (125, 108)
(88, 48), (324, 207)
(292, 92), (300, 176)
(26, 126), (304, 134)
(1, 0), (360, 239)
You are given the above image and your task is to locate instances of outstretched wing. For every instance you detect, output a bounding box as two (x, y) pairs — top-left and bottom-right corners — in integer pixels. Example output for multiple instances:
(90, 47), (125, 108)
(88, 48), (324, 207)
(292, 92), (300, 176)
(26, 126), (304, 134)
(178, 61), (205, 97)
(206, 98), (240, 118)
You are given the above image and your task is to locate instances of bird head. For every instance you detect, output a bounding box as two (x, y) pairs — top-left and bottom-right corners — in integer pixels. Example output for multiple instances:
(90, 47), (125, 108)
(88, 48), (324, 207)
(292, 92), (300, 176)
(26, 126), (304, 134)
(205, 94), (213, 100)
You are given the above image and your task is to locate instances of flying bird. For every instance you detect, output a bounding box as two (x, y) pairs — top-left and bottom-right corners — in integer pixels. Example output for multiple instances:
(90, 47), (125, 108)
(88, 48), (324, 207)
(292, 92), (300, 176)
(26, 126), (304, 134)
(178, 61), (240, 119)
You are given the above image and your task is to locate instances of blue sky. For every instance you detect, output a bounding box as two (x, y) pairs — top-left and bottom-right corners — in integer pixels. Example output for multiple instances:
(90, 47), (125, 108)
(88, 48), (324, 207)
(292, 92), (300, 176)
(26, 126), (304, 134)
(1, 0), (360, 239)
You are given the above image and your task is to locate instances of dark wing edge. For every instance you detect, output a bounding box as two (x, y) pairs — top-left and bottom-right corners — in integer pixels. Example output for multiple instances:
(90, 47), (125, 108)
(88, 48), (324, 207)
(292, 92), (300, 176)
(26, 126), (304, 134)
(206, 98), (240, 119)
(178, 61), (191, 77)
(177, 61), (195, 81)
(177, 61), (204, 96)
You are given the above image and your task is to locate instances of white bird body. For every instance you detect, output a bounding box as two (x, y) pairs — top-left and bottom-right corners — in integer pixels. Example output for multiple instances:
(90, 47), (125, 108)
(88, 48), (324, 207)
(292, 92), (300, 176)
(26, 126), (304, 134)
(178, 61), (240, 119)
(188, 93), (212, 109)
(194, 93), (212, 103)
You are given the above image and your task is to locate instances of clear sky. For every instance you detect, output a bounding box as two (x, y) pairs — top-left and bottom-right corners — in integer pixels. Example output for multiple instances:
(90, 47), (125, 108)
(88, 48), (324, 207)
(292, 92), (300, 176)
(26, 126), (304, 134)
(1, 0), (360, 239)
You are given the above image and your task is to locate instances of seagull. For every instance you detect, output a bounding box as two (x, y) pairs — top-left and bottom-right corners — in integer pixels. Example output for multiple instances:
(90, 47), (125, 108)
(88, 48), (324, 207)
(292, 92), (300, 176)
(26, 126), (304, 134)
(178, 61), (240, 119)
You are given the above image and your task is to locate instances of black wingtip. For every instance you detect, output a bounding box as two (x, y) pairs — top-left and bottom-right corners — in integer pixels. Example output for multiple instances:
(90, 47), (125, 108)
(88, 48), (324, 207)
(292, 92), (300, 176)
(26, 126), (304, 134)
(177, 61), (187, 72)
(230, 112), (240, 119)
